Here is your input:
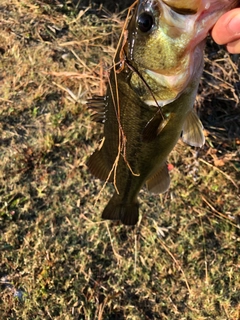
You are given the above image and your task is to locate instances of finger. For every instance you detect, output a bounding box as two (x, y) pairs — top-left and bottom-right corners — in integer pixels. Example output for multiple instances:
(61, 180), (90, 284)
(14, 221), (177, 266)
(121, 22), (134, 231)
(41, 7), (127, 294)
(226, 38), (240, 54)
(211, 8), (240, 45)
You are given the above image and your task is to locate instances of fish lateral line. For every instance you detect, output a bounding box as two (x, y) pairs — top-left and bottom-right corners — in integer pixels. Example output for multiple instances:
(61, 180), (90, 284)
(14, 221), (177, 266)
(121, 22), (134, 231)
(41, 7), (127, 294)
(108, 58), (143, 180)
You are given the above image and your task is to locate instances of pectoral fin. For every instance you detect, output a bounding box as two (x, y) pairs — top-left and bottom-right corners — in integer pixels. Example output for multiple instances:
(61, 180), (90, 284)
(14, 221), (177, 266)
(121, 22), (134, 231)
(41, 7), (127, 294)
(182, 109), (205, 147)
(87, 95), (106, 123)
(142, 111), (171, 142)
(87, 148), (113, 182)
(146, 163), (170, 194)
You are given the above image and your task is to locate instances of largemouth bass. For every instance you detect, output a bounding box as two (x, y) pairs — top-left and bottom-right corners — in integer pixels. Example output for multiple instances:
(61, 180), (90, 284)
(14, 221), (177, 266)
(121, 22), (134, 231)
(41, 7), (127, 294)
(87, 0), (238, 225)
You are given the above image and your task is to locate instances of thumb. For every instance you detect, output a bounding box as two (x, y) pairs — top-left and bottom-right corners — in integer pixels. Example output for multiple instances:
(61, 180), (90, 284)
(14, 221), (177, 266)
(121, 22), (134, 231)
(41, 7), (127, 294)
(211, 8), (240, 45)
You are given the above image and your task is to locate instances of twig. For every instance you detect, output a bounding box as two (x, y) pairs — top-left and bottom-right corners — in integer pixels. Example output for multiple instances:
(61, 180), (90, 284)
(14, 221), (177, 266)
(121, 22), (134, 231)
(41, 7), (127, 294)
(199, 158), (238, 190)
(158, 238), (191, 295)
(105, 222), (123, 261)
(201, 196), (240, 229)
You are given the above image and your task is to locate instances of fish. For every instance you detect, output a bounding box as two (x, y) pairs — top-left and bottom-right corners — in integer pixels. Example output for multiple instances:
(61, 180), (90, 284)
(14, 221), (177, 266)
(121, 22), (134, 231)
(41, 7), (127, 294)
(87, 0), (238, 225)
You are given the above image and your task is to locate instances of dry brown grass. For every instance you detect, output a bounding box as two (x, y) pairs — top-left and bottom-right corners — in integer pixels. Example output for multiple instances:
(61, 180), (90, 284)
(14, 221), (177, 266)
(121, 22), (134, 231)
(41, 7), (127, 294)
(0, 1), (240, 319)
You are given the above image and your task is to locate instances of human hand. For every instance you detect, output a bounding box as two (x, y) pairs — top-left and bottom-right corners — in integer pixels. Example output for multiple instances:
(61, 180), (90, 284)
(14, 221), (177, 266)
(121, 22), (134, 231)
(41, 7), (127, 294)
(211, 8), (240, 54)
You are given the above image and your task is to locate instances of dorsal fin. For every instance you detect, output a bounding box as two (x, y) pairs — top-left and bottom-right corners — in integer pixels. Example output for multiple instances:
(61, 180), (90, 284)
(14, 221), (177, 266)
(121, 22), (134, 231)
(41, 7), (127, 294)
(87, 148), (113, 182)
(182, 109), (205, 147)
(146, 163), (170, 194)
(87, 95), (106, 123)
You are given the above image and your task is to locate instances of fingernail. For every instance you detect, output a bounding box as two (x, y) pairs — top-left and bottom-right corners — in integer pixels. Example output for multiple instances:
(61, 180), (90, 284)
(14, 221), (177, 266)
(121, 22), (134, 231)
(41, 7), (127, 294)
(227, 15), (240, 35)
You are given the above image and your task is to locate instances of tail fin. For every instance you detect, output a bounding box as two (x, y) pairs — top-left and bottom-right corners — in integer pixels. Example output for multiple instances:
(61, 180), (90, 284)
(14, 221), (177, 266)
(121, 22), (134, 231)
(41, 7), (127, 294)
(102, 193), (139, 226)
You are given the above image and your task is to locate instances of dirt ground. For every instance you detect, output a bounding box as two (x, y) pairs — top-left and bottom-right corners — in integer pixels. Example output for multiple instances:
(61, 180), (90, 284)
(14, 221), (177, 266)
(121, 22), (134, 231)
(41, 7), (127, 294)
(0, 1), (240, 319)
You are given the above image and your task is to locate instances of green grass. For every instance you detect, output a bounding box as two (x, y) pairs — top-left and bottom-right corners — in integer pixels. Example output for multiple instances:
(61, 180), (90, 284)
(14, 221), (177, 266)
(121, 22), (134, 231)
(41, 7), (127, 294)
(0, 1), (240, 319)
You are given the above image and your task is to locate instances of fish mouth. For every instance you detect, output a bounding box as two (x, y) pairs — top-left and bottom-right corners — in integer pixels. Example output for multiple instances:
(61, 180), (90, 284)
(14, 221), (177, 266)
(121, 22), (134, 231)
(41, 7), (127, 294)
(190, 0), (240, 48)
(161, 0), (198, 15)
(196, 0), (239, 22)
(162, 0), (239, 17)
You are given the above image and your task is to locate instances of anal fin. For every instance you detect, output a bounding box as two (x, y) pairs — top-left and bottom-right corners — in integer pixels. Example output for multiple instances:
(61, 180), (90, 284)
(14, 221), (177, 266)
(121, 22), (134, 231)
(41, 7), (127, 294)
(87, 148), (113, 182)
(182, 109), (205, 147)
(146, 163), (170, 194)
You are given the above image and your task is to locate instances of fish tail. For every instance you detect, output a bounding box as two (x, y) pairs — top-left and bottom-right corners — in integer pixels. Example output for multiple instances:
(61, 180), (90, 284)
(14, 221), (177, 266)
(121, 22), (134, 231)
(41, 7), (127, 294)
(102, 193), (139, 226)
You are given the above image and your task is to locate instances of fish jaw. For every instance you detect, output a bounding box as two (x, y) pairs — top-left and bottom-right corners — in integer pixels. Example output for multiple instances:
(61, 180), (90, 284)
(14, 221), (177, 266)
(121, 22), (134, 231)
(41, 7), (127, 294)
(187, 0), (239, 47)
(126, 0), (238, 104)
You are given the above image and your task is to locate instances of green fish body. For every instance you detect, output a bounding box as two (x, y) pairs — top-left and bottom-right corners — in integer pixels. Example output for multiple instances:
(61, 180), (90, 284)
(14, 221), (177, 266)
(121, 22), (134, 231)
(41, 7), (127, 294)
(88, 0), (238, 225)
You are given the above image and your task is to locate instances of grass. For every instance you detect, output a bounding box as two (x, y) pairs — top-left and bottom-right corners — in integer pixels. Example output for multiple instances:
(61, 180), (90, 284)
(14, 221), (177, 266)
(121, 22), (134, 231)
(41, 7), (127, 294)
(0, 0), (240, 319)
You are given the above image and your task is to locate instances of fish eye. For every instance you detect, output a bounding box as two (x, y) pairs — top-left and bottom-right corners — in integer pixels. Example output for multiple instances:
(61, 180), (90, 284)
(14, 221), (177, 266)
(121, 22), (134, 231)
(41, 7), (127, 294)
(137, 12), (154, 33)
